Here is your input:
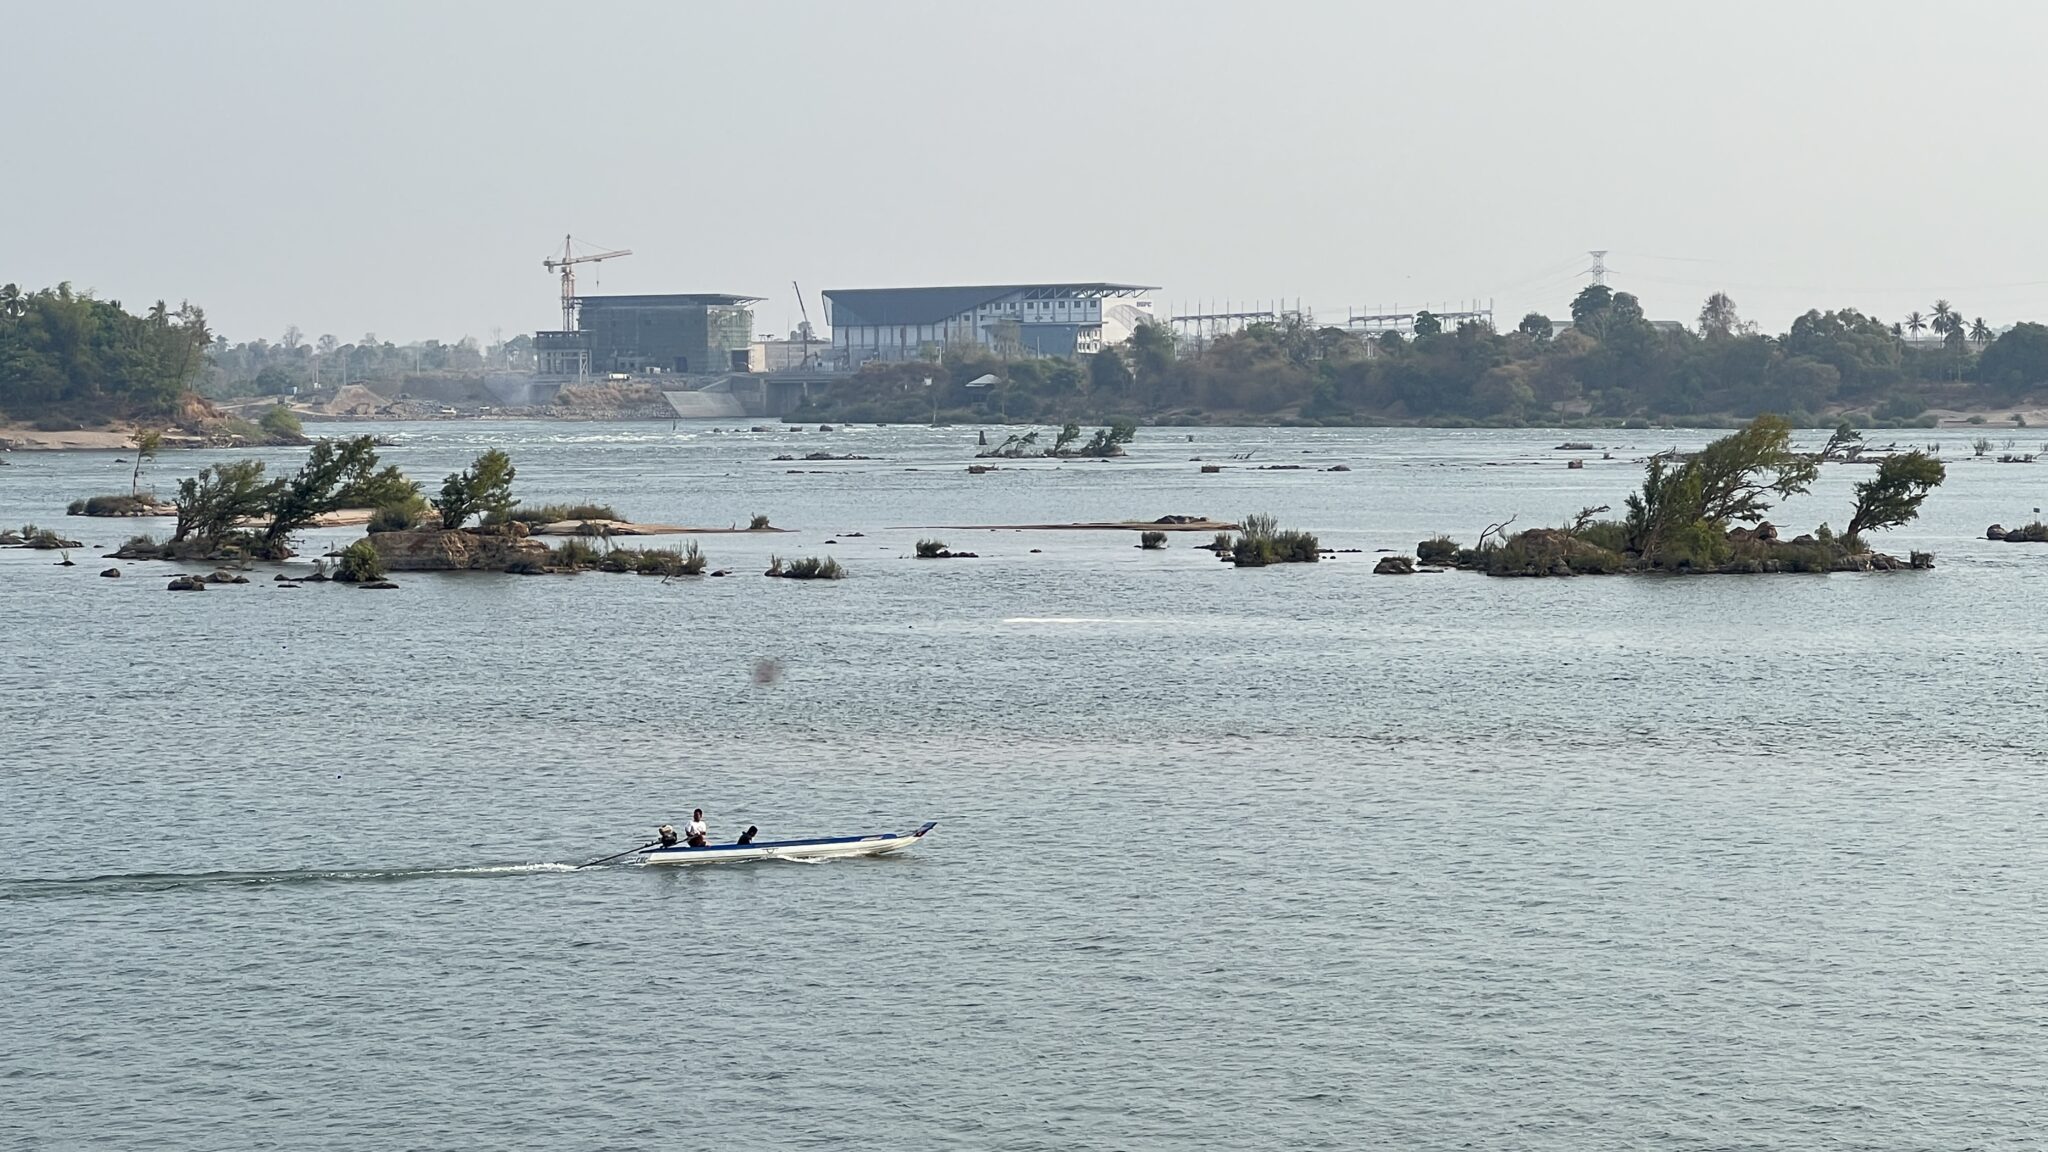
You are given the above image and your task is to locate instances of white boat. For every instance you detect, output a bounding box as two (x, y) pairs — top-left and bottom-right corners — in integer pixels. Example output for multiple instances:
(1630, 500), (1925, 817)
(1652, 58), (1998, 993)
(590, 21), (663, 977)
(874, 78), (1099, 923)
(640, 821), (937, 866)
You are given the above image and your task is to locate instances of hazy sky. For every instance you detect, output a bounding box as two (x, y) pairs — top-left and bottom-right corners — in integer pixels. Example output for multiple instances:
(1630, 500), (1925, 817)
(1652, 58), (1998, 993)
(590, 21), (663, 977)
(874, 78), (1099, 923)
(9, 0), (2048, 345)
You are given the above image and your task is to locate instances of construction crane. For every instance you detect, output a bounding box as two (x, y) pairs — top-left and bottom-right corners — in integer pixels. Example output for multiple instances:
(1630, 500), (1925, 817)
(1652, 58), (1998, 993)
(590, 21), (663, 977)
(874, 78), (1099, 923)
(792, 280), (819, 367)
(542, 235), (632, 332)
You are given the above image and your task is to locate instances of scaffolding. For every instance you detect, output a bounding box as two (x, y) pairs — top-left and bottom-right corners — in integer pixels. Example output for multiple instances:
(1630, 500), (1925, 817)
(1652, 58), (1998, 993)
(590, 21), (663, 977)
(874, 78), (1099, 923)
(1345, 300), (1495, 336)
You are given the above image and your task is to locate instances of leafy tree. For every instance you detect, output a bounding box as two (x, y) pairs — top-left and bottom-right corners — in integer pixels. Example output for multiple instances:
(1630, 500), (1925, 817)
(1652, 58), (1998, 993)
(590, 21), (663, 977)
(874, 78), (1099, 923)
(1412, 310), (1442, 337)
(1624, 415), (1818, 560)
(261, 437), (416, 550)
(129, 429), (162, 497)
(1570, 284), (1614, 325)
(1052, 423), (1081, 454)
(1844, 451), (1946, 545)
(1976, 321), (2048, 389)
(1127, 321), (1176, 390)
(1608, 292), (1646, 327)
(467, 449), (518, 523)
(434, 448), (518, 530)
(1699, 292), (1742, 338)
(1088, 346), (1133, 393)
(1930, 300), (1957, 341)
(1516, 312), (1553, 340)
(174, 461), (273, 543)
(1078, 419), (1137, 457)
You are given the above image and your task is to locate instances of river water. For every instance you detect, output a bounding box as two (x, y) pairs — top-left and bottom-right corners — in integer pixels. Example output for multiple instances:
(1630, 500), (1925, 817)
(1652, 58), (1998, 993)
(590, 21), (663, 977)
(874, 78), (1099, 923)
(4, 421), (2046, 1150)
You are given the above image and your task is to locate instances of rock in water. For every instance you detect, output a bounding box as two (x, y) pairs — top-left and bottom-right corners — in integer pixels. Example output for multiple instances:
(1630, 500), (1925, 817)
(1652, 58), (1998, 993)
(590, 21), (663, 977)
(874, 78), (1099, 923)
(1374, 555), (1417, 575)
(359, 580), (400, 590)
(1987, 524), (2007, 540)
(167, 576), (206, 591)
(100, 568), (120, 578)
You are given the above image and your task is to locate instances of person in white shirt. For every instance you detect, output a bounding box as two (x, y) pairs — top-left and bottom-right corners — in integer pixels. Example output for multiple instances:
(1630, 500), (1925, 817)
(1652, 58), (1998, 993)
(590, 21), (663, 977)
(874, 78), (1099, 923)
(684, 809), (709, 847)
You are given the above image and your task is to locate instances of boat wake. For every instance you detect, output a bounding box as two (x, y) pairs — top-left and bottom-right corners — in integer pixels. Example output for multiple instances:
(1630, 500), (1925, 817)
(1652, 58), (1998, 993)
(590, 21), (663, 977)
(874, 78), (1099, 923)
(0, 861), (579, 899)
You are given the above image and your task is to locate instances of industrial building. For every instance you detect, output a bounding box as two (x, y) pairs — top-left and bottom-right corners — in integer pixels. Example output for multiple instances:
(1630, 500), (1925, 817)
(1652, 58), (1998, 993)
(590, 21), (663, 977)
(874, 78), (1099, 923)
(535, 293), (761, 377)
(822, 283), (1156, 364)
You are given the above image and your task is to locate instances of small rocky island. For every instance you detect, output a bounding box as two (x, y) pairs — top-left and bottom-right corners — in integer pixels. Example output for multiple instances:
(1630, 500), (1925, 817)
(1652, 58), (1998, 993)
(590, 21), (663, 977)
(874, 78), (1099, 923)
(1393, 418), (1944, 577)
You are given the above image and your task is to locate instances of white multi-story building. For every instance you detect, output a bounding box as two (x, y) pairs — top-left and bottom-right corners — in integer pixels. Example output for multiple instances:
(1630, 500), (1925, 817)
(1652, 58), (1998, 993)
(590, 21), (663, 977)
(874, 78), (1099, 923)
(823, 282), (1156, 364)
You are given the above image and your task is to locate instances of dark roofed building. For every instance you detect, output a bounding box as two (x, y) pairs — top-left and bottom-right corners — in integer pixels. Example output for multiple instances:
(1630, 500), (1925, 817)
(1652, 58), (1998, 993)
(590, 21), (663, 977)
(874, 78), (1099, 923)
(537, 293), (762, 377)
(823, 283), (1156, 363)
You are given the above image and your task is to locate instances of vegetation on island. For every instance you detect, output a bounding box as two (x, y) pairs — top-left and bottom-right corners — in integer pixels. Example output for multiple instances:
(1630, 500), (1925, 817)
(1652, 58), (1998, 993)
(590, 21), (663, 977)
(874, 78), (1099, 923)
(110, 441), (715, 580)
(1422, 416), (1945, 576)
(767, 555), (846, 580)
(1987, 522), (2048, 543)
(1139, 530), (1167, 550)
(2, 524), (83, 550)
(531, 538), (707, 577)
(791, 290), (2048, 428)
(1220, 513), (1320, 567)
(109, 435), (414, 561)
(978, 420), (1138, 458)
(335, 539), (388, 583)
(501, 502), (623, 526)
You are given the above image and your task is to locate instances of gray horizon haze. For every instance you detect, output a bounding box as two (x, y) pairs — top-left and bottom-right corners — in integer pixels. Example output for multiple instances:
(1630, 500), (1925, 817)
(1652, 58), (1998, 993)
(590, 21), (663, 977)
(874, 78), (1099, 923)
(8, 0), (2046, 346)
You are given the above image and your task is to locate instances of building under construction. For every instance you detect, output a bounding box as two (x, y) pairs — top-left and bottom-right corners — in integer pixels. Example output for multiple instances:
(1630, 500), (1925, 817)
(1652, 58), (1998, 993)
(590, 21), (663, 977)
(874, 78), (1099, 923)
(536, 293), (760, 378)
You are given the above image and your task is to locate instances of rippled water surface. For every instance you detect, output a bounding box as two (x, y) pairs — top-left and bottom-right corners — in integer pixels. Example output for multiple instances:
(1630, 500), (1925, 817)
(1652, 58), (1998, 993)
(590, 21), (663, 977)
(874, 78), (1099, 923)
(5, 422), (2047, 1150)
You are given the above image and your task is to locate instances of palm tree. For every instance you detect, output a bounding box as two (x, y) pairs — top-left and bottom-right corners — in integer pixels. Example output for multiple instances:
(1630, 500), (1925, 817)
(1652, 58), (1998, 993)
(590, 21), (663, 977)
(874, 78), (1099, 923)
(1930, 300), (1956, 340)
(0, 283), (23, 321)
(1905, 310), (1928, 340)
(1970, 317), (1993, 345)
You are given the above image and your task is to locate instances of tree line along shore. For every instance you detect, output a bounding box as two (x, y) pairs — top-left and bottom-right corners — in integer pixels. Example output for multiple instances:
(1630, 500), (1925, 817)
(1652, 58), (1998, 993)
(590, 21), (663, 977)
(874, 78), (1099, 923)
(6, 280), (2048, 440)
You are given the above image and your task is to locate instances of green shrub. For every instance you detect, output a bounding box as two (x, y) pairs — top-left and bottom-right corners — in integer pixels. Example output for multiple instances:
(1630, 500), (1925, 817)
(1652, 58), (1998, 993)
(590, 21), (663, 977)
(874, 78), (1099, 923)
(773, 555), (845, 580)
(548, 539), (603, 569)
(1210, 531), (1234, 553)
(612, 542), (706, 576)
(1576, 520), (1632, 555)
(915, 539), (948, 558)
(259, 405), (304, 439)
(1139, 530), (1167, 549)
(367, 492), (429, 534)
(1227, 513), (1319, 566)
(505, 502), (620, 525)
(1273, 529), (1320, 562)
(1968, 414), (1987, 424)
(1646, 520), (1729, 571)
(68, 494), (154, 517)
(1416, 535), (1460, 564)
(33, 416), (83, 433)
(217, 416), (265, 442)
(749, 513), (771, 530)
(1483, 528), (1627, 576)
(335, 539), (385, 582)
